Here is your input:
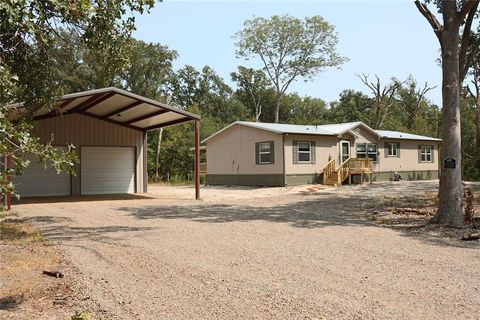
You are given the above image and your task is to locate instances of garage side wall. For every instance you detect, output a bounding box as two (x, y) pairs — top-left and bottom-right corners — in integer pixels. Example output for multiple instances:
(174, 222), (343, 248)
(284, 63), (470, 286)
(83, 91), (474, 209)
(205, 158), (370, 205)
(32, 113), (145, 195)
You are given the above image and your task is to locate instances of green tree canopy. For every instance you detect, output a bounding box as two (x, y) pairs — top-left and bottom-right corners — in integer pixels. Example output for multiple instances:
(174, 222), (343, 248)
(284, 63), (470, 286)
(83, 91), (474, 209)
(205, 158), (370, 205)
(235, 14), (347, 123)
(231, 66), (272, 122)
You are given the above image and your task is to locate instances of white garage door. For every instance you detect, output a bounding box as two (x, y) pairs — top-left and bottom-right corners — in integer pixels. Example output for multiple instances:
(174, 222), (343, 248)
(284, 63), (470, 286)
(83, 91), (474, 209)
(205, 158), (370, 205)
(81, 147), (135, 195)
(13, 153), (71, 197)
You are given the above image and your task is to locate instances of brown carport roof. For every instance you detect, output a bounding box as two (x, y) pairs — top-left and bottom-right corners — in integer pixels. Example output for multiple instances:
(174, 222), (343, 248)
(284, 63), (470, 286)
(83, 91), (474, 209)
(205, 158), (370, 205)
(25, 87), (199, 131)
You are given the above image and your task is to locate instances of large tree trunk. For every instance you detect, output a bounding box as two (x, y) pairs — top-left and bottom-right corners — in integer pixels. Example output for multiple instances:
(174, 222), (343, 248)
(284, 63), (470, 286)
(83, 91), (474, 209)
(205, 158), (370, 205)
(476, 105), (480, 167)
(430, 3), (464, 226)
(373, 96), (382, 129)
(255, 103), (261, 122)
(274, 96), (281, 123)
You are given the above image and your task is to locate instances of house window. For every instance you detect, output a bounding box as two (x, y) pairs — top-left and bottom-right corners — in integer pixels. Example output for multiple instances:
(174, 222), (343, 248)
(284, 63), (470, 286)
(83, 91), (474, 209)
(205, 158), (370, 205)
(256, 141), (274, 164)
(386, 142), (399, 157)
(298, 142), (312, 163)
(356, 143), (378, 162)
(419, 145), (433, 163)
(259, 142), (271, 164)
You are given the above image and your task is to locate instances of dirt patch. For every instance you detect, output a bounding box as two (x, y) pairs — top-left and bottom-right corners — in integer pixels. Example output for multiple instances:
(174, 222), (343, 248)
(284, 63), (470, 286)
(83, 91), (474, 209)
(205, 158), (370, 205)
(0, 218), (83, 319)
(370, 187), (480, 241)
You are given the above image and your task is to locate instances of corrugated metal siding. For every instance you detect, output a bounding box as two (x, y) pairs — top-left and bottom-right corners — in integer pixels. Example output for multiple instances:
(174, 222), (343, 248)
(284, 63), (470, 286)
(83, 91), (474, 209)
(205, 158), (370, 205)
(13, 152), (71, 197)
(81, 147), (135, 194)
(32, 113), (145, 195)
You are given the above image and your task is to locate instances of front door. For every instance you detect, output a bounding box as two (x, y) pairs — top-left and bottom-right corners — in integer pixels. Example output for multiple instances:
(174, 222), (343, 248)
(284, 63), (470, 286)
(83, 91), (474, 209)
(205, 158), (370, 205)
(340, 140), (350, 164)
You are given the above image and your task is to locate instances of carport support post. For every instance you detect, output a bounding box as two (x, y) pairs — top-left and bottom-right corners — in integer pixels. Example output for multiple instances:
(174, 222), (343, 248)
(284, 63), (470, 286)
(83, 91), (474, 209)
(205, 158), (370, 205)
(194, 120), (200, 200)
(5, 150), (11, 211)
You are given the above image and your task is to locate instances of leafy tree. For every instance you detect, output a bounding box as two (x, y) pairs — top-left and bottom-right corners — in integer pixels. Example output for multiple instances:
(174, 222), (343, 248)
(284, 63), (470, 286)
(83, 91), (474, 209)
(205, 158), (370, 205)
(465, 43), (480, 168)
(231, 66), (272, 122)
(235, 15), (346, 123)
(49, 30), (124, 92)
(120, 40), (178, 99)
(328, 90), (373, 124)
(283, 95), (327, 125)
(415, 0), (479, 226)
(171, 65), (202, 109)
(0, 0), (155, 200)
(396, 78), (436, 129)
(460, 95), (477, 172)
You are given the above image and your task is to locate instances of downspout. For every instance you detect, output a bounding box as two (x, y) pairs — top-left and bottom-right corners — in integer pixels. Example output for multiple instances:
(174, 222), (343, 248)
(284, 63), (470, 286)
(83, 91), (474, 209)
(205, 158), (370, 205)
(283, 134), (287, 187)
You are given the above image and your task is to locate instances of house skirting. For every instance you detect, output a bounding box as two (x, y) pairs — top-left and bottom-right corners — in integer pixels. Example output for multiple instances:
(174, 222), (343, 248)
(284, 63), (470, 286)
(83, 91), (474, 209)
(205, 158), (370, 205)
(352, 170), (439, 183)
(285, 174), (323, 186)
(206, 174), (284, 187)
(206, 170), (438, 187)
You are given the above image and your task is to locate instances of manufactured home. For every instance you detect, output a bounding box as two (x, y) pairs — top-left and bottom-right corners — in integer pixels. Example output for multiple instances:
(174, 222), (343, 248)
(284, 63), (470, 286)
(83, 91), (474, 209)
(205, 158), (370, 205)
(8, 87), (200, 198)
(202, 121), (441, 187)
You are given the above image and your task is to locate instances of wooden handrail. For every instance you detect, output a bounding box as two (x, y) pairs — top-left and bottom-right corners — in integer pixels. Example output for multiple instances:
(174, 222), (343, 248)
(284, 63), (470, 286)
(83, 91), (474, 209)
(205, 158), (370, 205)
(322, 158), (373, 186)
(322, 159), (336, 184)
(337, 158), (350, 184)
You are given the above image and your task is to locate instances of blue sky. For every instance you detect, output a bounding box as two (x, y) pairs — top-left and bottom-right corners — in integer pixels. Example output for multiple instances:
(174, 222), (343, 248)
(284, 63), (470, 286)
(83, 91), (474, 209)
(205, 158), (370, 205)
(133, 0), (441, 106)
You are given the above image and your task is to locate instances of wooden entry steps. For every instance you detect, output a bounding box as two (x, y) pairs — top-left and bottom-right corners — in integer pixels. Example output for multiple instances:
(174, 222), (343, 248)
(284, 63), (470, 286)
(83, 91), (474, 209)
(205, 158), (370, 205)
(322, 158), (373, 186)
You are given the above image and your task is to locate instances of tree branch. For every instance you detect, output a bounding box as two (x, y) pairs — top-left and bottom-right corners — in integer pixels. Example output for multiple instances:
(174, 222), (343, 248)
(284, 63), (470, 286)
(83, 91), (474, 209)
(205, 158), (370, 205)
(459, 1), (479, 82)
(467, 83), (476, 99)
(457, 0), (479, 23)
(414, 0), (443, 42)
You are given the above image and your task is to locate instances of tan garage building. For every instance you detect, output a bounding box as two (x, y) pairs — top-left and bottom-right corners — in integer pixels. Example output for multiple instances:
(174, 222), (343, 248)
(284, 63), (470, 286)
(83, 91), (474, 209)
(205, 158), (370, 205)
(10, 87), (200, 197)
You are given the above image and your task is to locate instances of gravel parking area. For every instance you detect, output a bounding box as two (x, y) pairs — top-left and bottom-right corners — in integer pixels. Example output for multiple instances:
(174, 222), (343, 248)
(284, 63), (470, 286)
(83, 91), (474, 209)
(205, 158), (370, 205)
(12, 181), (480, 319)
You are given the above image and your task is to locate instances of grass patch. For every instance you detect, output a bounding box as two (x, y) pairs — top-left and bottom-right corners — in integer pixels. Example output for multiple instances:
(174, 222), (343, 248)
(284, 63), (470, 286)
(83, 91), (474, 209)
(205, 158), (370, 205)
(0, 221), (44, 243)
(71, 311), (92, 320)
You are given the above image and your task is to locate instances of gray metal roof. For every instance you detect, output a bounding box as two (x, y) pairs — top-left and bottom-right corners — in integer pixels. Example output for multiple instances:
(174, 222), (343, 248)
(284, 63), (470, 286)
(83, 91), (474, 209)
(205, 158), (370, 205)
(202, 121), (441, 143)
(235, 121), (336, 135)
(376, 130), (441, 142)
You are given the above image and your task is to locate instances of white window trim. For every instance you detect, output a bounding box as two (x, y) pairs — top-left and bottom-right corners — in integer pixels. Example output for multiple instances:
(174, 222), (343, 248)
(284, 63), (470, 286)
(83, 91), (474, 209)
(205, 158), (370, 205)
(297, 141), (312, 163)
(420, 145), (433, 163)
(387, 142), (398, 157)
(259, 142), (271, 164)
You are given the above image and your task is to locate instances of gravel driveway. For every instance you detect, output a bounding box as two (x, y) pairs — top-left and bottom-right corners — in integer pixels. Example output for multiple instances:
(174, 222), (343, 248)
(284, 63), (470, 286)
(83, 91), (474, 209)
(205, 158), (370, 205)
(13, 181), (480, 319)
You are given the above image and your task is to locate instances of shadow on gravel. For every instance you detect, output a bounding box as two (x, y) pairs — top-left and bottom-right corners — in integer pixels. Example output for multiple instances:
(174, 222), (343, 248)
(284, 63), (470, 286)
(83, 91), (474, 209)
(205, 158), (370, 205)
(22, 216), (153, 246)
(118, 194), (374, 229)
(0, 295), (23, 311)
(13, 193), (156, 205)
(22, 216), (153, 260)
(410, 230), (478, 248)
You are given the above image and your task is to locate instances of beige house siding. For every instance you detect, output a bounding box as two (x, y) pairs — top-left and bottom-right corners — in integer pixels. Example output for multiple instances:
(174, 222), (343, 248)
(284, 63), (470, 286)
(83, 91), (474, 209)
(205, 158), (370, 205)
(351, 127), (378, 144)
(205, 122), (440, 186)
(32, 113), (146, 195)
(206, 124), (283, 175)
(377, 139), (439, 172)
(284, 134), (338, 175)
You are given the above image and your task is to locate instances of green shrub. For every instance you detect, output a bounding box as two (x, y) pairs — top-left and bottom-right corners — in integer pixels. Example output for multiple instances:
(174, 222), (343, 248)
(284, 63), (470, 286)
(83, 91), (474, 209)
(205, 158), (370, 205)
(464, 166), (480, 181)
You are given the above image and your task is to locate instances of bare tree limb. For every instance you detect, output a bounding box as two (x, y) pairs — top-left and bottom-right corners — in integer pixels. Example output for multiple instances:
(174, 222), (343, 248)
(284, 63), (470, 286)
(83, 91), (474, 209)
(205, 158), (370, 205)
(414, 0), (443, 42)
(459, 0), (480, 82)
